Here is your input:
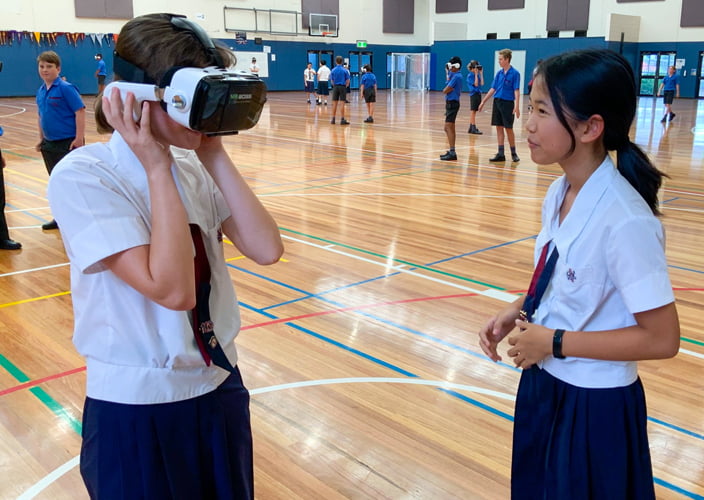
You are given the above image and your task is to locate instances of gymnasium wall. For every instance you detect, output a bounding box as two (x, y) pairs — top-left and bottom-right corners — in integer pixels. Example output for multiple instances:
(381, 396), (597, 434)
(0, 0), (702, 97)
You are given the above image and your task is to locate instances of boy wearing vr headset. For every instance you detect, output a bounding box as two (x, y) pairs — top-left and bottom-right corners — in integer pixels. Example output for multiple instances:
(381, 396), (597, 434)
(47, 13), (283, 499)
(440, 56), (463, 161)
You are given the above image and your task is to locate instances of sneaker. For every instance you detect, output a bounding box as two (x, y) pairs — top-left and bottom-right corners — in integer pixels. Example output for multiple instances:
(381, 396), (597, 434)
(324, 101), (328, 105)
(468, 125), (483, 135)
(669, 113), (676, 121)
(340, 118), (350, 125)
(489, 153), (506, 162)
(364, 117), (374, 123)
(440, 151), (457, 161)
(316, 100), (321, 106)
(330, 118), (336, 124)
(661, 115), (667, 123)
(307, 100), (311, 104)
(42, 219), (59, 230)
(511, 154), (520, 163)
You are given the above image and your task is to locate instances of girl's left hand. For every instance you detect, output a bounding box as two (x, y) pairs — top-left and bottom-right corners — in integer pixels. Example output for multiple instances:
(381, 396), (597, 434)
(507, 320), (552, 369)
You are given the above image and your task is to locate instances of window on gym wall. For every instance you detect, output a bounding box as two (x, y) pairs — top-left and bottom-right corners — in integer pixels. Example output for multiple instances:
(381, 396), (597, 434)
(639, 52), (676, 96)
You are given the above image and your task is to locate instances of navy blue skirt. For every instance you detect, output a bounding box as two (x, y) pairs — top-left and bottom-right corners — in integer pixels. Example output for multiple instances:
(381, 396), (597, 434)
(512, 366), (655, 500)
(80, 368), (253, 500)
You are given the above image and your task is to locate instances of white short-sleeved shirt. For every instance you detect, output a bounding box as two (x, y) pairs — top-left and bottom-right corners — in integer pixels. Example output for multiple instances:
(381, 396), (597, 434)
(304, 68), (316, 82)
(317, 65), (331, 82)
(47, 132), (239, 404)
(534, 156), (674, 388)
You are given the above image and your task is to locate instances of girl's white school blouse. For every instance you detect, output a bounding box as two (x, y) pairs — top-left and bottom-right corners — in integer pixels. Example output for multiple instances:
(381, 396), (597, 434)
(534, 156), (674, 389)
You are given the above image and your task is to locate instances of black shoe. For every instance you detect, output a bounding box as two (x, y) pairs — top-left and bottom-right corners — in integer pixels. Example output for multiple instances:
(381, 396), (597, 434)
(316, 100), (321, 105)
(511, 154), (520, 163)
(468, 125), (483, 135)
(330, 118), (336, 124)
(661, 116), (667, 123)
(324, 101), (328, 105)
(307, 100), (311, 104)
(340, 118), (350, 125)
(42, 219), (59, 230)
(669, 113), (676, 121)
(440, 151), (457, 161)
(489, 153), (506, 162)
(345, 100), (350, 103)
(0, 239), (21, 250)
(364, 117), (374, 123)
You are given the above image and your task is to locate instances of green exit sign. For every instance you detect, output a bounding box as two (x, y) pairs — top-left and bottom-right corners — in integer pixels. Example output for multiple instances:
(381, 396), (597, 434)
(356, 40), (368, 48)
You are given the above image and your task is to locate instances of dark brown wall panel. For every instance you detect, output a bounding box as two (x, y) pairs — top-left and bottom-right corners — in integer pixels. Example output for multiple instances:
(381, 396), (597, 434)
(75, 0), (132, 19)
(488, 0), (525, 10)
(681, 0), (704, 27)
(383, 0), (414, 34)
(436, 0), (469, 13)
(547, 0), (589, 31)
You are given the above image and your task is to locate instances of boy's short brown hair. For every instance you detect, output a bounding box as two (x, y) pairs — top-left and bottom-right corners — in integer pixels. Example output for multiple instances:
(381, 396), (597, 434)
(37, 51), (61, 67)
(499, 49), (513, 62)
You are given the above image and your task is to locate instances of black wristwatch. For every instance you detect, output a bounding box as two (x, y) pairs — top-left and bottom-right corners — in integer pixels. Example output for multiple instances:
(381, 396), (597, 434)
(553, 329), (566, 359)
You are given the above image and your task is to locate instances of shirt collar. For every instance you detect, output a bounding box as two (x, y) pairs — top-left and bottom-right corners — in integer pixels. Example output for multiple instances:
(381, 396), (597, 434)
(548, 155), (616, 255)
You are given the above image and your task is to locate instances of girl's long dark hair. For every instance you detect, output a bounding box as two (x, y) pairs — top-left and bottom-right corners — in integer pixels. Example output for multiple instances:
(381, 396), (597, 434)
(535, 49), (666, 215)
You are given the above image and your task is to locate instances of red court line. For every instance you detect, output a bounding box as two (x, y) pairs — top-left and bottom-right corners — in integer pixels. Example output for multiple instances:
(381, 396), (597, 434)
(2, 287), (702, 397)
(0, 366), (86, 397)
(241, 291), (483, 331)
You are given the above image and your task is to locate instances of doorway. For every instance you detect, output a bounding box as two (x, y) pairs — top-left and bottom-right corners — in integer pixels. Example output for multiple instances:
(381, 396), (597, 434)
(307, 50), (335, 74)
(639, 52), (676, 96)
(348, 51), (373, 90)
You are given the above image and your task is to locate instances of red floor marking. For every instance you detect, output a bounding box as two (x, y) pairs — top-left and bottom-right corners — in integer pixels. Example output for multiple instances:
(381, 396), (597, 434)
(0, 366), (86, 397)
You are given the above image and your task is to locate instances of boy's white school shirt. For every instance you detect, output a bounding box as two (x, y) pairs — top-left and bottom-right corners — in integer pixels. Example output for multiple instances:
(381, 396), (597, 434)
(533, 156), (674, 389)
(48, 132), (239, 404)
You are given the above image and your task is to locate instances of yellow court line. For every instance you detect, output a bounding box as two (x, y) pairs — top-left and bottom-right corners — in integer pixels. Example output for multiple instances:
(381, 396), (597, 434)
(4, 168), (49, 185)
(0, 290), (71, 308)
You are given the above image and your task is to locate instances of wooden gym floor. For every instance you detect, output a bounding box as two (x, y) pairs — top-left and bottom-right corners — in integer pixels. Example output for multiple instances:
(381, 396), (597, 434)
(0, 89), (703, 499)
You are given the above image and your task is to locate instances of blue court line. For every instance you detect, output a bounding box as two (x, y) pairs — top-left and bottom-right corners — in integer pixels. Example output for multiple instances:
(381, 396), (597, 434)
(654, 477), (704, 500)
(231, 262), (702, 445)
(237, 297), (701, 499)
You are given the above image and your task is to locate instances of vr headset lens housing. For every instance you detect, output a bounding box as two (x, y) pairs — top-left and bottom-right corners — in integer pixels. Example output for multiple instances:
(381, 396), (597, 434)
(163, 67), (267, 136)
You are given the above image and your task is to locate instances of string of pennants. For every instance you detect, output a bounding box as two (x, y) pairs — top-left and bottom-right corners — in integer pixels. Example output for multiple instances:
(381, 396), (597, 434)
(0, 31), (119, 47)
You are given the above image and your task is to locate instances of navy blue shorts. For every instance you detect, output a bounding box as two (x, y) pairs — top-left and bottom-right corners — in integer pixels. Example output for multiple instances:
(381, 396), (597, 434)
(511, 366), (655, 500)
(305, 81), (314, 92)
(317, 81), (329, 96)
(663, 90), (675, 105)
(491, 98), (516, 129)
(80, 368), (253, 500)
(445, 100), (460, 123)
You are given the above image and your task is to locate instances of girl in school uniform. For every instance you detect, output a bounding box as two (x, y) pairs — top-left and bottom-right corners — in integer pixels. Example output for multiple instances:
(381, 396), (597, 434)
(478, 49), (680, 499)
(47, 13), (283, 499)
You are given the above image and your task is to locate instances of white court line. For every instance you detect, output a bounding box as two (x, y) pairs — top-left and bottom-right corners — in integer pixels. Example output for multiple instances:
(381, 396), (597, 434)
(6, 206), (51, 213)
(282, 234), (488, 296)
(16, 377), (514, 499)
(0, 263), (69, 278)
(0, 105), (27, 118)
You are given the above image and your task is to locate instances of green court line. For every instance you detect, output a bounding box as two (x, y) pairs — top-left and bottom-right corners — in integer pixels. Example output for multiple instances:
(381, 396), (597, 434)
(0, 354), (82, 435)
(280, 227), (505, 290)
(682, 336), (704, 347)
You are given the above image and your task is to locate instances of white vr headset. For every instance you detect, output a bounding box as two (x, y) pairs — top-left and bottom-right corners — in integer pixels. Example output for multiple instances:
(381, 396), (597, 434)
(446, 62), (461, 70)
(104, 14), (267, 136)
(104, 68), (266, 136)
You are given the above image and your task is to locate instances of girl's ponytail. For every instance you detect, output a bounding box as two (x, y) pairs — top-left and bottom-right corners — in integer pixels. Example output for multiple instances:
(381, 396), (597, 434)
(612, 139), (666, 216)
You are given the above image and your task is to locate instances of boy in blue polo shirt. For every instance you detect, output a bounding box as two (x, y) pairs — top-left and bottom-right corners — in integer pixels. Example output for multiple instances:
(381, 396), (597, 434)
(440, 56), (463, 161)
(36, 51), (85, 230)
(657, 65), (680, 123)
(479, 48), (521, 163)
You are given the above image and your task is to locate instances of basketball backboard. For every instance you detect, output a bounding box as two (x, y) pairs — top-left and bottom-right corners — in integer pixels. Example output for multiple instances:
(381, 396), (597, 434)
(309, 13), (338, 37)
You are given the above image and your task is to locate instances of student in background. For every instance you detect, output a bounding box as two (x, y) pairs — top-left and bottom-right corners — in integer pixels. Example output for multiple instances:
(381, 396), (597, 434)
(329, 56), (350, 125)
(47, 13), (283, 499)
(316, 60), (330, 105)
(0, 131), (21, 250)
(249, 57), (259, 74)
(304, 62), (316, 104)
(657, 65), (680, 123)
(466, 60), (484, 135)
(478, 48), (521, 163)
(440, 56), (462, 161)
(479, 48), (679, 499)
(36, 50), (86, 230)
(94, 53), (107, 94)
(359, 64), (377, 123)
